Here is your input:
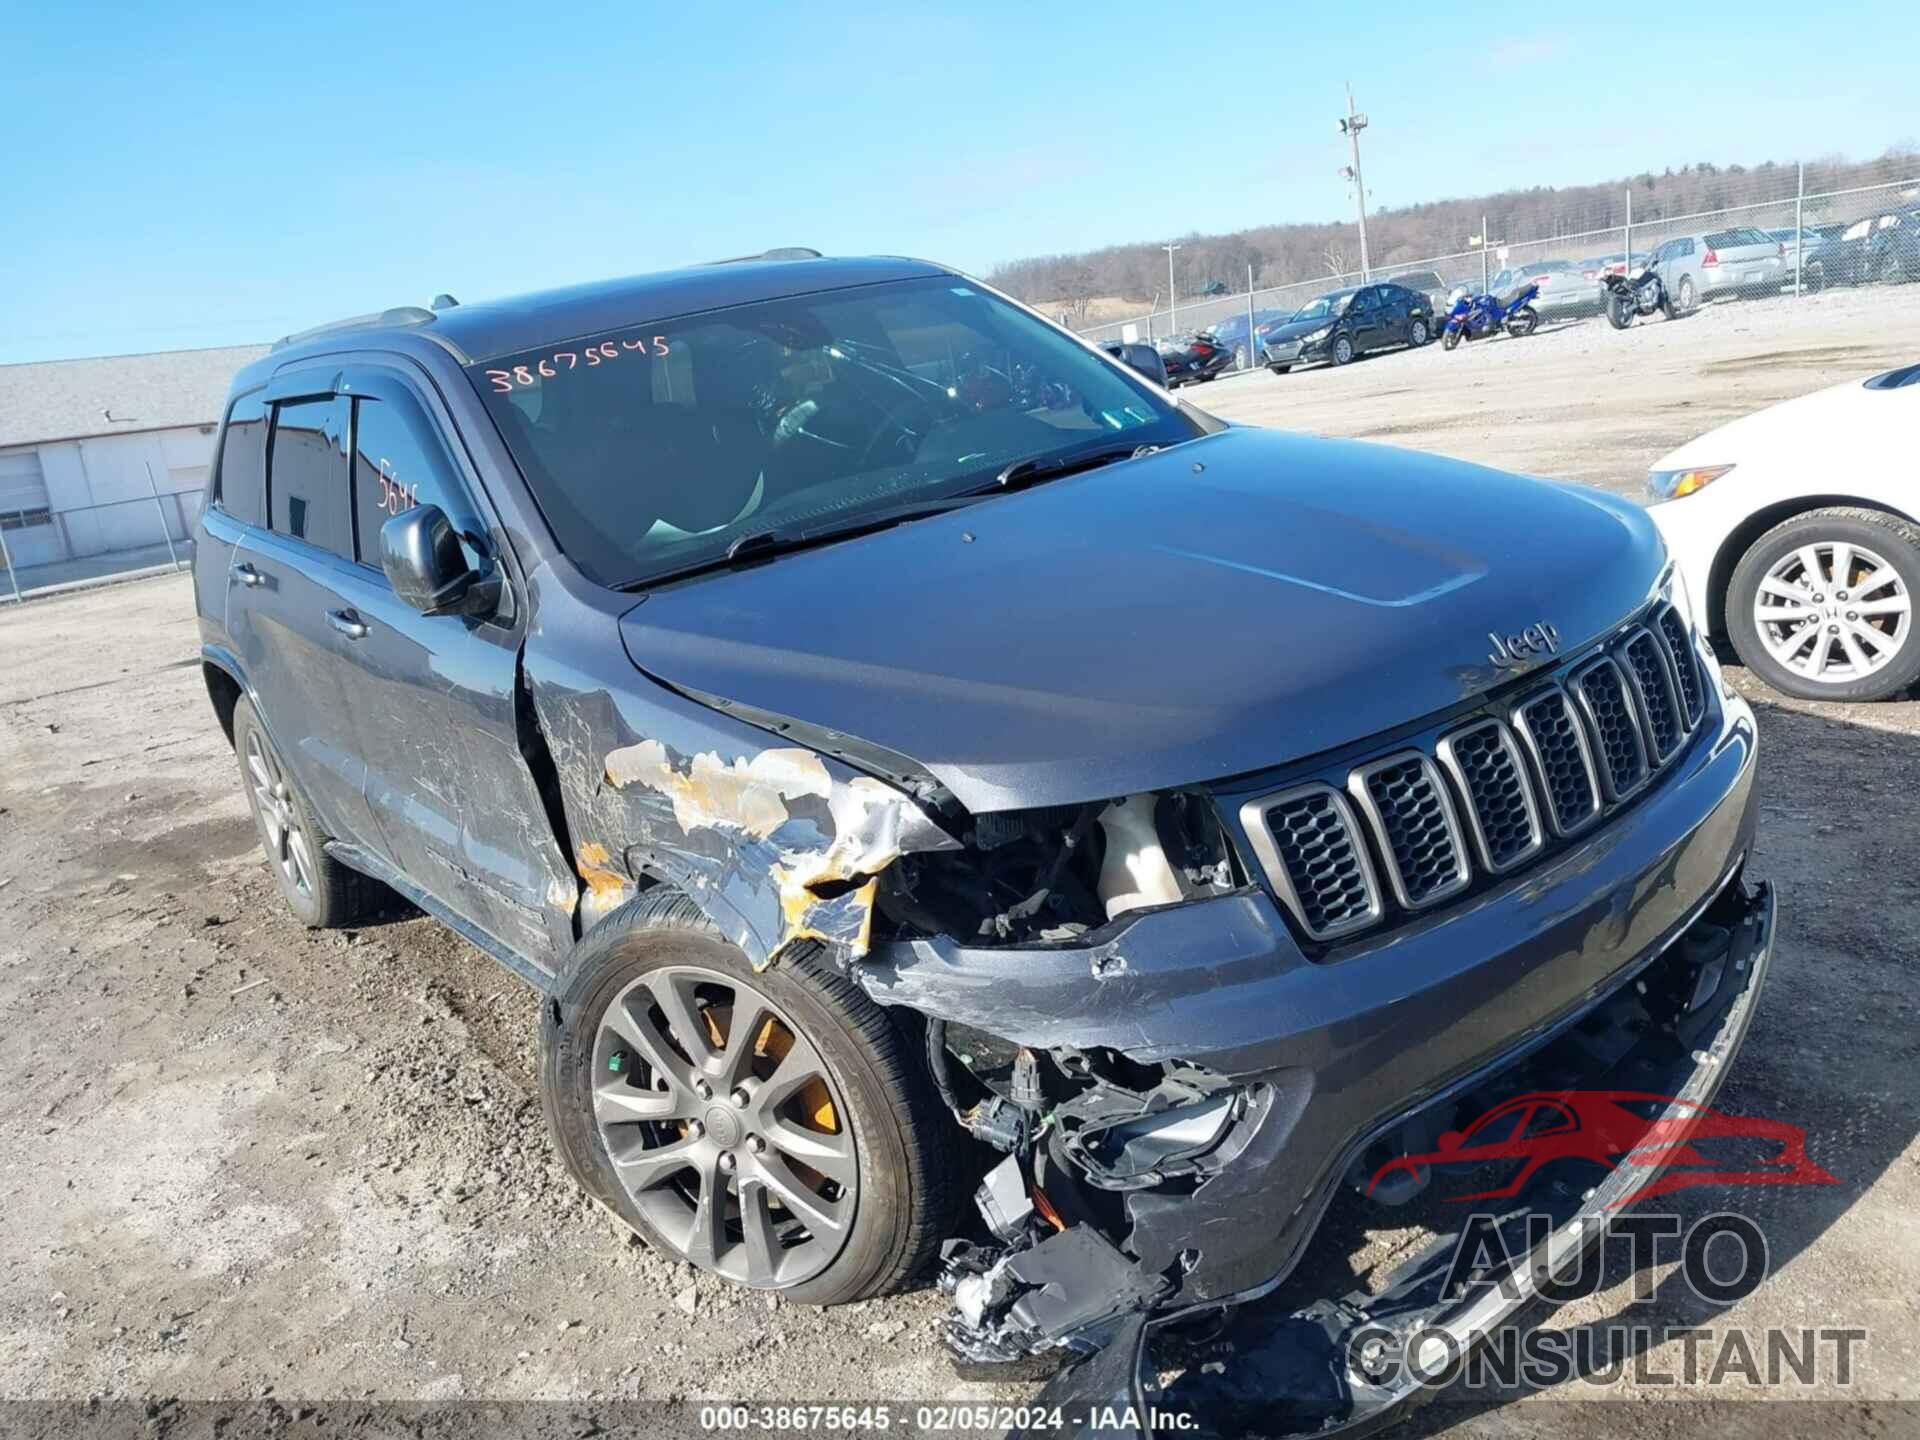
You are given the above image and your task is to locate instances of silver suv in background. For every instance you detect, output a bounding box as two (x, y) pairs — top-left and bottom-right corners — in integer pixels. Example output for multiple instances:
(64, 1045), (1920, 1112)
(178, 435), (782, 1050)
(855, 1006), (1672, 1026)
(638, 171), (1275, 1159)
(1649, 227), (1786, 310)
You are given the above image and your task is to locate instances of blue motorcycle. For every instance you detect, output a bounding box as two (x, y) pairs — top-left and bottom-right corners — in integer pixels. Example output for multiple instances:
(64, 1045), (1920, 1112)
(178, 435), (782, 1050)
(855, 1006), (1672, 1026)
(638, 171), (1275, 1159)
(1440, 281), (1540, 350)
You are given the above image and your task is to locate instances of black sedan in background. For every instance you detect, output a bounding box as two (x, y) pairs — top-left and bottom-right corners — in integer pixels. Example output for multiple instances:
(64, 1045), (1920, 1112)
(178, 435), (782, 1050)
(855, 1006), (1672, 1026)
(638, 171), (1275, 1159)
(1261, 282), (1434, 372)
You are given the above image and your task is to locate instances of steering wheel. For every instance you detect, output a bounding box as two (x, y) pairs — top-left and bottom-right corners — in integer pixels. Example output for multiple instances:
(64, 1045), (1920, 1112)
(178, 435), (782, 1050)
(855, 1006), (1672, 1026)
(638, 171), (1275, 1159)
(853, 388), (948, 468)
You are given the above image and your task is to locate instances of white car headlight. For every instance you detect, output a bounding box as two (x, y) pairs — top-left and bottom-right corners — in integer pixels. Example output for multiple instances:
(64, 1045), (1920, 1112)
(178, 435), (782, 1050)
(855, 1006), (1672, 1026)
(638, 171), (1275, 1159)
(1647, 464), (1735, 501)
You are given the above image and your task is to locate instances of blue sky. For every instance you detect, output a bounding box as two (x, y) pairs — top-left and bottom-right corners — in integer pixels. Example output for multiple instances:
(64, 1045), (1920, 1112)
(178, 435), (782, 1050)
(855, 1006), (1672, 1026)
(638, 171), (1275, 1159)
(2, 0), (1910, 363)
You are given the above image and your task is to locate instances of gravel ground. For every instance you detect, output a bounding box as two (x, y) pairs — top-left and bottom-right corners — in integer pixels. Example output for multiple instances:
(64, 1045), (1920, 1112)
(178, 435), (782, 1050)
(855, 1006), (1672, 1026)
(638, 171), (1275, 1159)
(2, 286), (1917, 1434)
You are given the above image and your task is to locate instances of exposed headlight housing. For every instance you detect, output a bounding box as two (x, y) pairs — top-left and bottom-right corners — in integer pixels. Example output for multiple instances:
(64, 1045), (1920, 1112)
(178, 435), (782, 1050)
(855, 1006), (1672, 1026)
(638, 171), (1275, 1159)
(1647, 464), (1734, 501)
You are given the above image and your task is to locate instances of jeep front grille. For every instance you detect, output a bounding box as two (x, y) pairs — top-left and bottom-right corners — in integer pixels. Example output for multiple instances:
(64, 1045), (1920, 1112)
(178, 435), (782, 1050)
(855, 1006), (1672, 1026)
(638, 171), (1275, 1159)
(1239, 786), (1382, 942)
(1510, 687), (1603, 838)
(1351, 753), (1471, 908)
(1656, 603), (1706, 727)
(1437, 719), (1545, 873)
(1243, 603), (1710, 945)
(1569, 656), (1650, 801)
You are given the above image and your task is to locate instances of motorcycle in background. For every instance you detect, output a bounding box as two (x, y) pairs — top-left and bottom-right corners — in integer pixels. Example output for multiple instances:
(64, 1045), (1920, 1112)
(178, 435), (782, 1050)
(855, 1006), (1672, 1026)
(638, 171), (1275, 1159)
(1600, 267), (1679, 329)
(1440, 282), (1540, 350)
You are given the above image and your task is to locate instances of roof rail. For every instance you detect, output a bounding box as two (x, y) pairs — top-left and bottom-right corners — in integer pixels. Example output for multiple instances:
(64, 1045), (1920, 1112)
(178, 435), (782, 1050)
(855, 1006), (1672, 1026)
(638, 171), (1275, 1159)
(272, 305), (438, 351)
(704, 247), (824, 265)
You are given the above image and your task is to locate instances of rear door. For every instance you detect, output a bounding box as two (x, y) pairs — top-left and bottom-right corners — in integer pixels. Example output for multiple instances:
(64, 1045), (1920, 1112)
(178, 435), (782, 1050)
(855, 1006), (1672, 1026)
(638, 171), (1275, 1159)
(326, 363), (574, 970)
(1347, 287), (1387, 352)
(226, 384), (380, 844)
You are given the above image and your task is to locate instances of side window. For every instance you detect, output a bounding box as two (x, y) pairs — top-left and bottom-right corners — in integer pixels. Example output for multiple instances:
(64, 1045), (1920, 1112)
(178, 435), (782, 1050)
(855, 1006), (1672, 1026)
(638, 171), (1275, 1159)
(268, 397), (353, 558)
(213, 393), (268, 528)
(1680, 238), (1695, 257)
(1352, 289), (1380, 314)
(350, 391), (474, 567)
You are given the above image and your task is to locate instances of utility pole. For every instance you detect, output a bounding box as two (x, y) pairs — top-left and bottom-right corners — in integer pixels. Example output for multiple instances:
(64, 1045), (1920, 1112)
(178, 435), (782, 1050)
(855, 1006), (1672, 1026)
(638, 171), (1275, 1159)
(1163, 243), (1181, 337)
(1338, 84), (1371, 282)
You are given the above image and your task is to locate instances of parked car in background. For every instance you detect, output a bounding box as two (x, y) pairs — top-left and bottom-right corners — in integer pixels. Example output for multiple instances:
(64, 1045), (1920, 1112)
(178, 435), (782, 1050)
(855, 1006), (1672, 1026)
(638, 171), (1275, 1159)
(1586, 252), (1653, 280)
(1827, 207), (1920, 287)
(1155, 331), (1235, 387)
(1489, 259), (1603, 319)
(1388, 268), (1454, 315)
(1647, 228), (1786, 311)
(1648, 360), (1920, 700)
(1207, 308), (1289, 369)
(1261, 282), (1433, 372)
(1767, 225), (1846, 291)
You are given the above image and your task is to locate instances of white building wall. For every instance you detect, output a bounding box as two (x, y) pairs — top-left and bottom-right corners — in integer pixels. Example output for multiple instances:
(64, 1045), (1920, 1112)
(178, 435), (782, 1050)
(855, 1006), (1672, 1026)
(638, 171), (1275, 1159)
(33, 425), (217, 560)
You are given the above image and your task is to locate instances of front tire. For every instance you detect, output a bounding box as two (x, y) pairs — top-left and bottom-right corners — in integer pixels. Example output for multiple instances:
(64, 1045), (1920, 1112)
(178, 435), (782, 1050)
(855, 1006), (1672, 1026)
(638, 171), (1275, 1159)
(1727, 508), (1920, 701)
(541, 890), (957, 1304)
(232, 698), (384, 928)
(1332, 335), (1355, 365)
(1441, 328), (1462, 352)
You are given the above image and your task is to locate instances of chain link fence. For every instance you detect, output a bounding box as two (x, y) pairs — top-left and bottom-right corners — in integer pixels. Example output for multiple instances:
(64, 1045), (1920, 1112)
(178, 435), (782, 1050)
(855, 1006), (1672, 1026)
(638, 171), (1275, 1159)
(0, 487), (201, 603)
(1064, 157), (1920, 362)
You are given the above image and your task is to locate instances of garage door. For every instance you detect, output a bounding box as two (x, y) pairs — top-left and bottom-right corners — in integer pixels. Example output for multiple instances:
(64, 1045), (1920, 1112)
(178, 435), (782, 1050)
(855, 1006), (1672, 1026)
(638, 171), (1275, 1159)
(0, 449), (62, 571)
(0, 449), (49, 516)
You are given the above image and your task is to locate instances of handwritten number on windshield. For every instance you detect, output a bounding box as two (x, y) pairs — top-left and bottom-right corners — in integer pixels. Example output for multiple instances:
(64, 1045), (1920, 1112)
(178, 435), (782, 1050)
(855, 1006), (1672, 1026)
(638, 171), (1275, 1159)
(485, 336), (670, 393)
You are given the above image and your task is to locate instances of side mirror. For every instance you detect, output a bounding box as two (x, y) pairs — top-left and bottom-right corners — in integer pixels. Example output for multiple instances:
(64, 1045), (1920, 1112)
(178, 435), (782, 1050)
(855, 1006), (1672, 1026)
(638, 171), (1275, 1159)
(380, 504), (492, 616)
(1116, 342), (1168, 387)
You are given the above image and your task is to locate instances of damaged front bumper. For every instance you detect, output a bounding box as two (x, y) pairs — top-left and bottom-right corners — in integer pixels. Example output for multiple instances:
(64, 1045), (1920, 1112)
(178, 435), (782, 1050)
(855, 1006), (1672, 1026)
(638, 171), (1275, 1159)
(852, 690), (1765, 1435)
(1027, 874), (1774, 1438)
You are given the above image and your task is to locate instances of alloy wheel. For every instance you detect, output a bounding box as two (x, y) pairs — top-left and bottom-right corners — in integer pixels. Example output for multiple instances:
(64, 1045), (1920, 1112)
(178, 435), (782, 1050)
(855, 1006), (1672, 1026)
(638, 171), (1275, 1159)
(592, 965), (858, 1288)
(1751, 541), (1911, 685)
(1334, 336), (1354, 364)
(244, 730), (315, 897)
(1411, 318), (1429, 346)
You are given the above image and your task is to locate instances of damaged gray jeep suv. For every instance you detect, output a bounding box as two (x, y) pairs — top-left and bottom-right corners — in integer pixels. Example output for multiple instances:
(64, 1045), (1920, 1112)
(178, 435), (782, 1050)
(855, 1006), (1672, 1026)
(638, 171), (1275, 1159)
(195, 255), (1773, 1433)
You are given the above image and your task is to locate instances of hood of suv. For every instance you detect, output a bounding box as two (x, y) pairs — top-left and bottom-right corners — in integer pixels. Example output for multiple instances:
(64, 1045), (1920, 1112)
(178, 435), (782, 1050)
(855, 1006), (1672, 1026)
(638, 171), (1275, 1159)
(619, 427), (1666, 813)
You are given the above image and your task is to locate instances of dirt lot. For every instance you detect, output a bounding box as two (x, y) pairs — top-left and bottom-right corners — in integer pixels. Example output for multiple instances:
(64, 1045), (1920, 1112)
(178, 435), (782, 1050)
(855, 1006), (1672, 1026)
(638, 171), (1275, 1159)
(3, 287), (1918, 1434)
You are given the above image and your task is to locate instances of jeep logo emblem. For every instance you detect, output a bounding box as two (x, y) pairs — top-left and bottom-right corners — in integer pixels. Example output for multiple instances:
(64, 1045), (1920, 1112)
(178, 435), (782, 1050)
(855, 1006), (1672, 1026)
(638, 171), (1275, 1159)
(1488, 622), (1561, 669)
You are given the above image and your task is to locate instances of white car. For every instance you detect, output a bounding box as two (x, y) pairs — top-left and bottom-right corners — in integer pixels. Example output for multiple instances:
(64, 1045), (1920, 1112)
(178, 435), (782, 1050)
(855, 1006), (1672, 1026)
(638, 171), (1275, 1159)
(1647, 362), (1920, 701)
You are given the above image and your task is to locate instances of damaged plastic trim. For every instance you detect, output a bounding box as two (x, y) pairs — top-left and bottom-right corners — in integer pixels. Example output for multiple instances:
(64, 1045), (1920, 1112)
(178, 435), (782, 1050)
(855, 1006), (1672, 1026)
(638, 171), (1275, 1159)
(599, 738), (958, 964)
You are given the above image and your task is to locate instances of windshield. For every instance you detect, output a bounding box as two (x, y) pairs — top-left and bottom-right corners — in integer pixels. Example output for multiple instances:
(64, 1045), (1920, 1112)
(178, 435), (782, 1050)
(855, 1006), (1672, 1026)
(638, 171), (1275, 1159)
(1289, 291), (1355, 323)
(468, 276), (1196, 587)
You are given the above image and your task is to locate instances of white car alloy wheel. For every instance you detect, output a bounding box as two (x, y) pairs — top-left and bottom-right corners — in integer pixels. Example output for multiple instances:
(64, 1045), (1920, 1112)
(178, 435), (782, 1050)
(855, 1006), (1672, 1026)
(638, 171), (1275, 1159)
(1751, 540), (1910, 685)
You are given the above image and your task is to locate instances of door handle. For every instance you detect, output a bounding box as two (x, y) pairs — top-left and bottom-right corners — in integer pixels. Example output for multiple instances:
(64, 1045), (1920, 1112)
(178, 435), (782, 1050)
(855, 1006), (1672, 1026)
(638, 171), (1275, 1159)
(326, 608), (369, 640)
(233, 563), (265, 587)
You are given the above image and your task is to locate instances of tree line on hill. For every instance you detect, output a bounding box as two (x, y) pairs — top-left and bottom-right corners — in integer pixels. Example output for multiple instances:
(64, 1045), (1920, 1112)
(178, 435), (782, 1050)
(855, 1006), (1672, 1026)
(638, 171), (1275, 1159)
(989, 149), (1919, 318)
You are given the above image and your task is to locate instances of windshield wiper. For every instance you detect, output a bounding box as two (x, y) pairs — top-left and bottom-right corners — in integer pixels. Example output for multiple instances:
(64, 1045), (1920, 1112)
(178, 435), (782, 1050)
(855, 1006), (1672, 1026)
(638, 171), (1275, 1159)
(992, 442), (1161, 492)
(617, 494), (985, 591)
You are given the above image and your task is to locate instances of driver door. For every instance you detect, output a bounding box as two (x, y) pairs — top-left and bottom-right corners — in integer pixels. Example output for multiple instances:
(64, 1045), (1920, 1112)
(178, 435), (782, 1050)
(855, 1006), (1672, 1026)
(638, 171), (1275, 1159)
(326, 363), (576, 971)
